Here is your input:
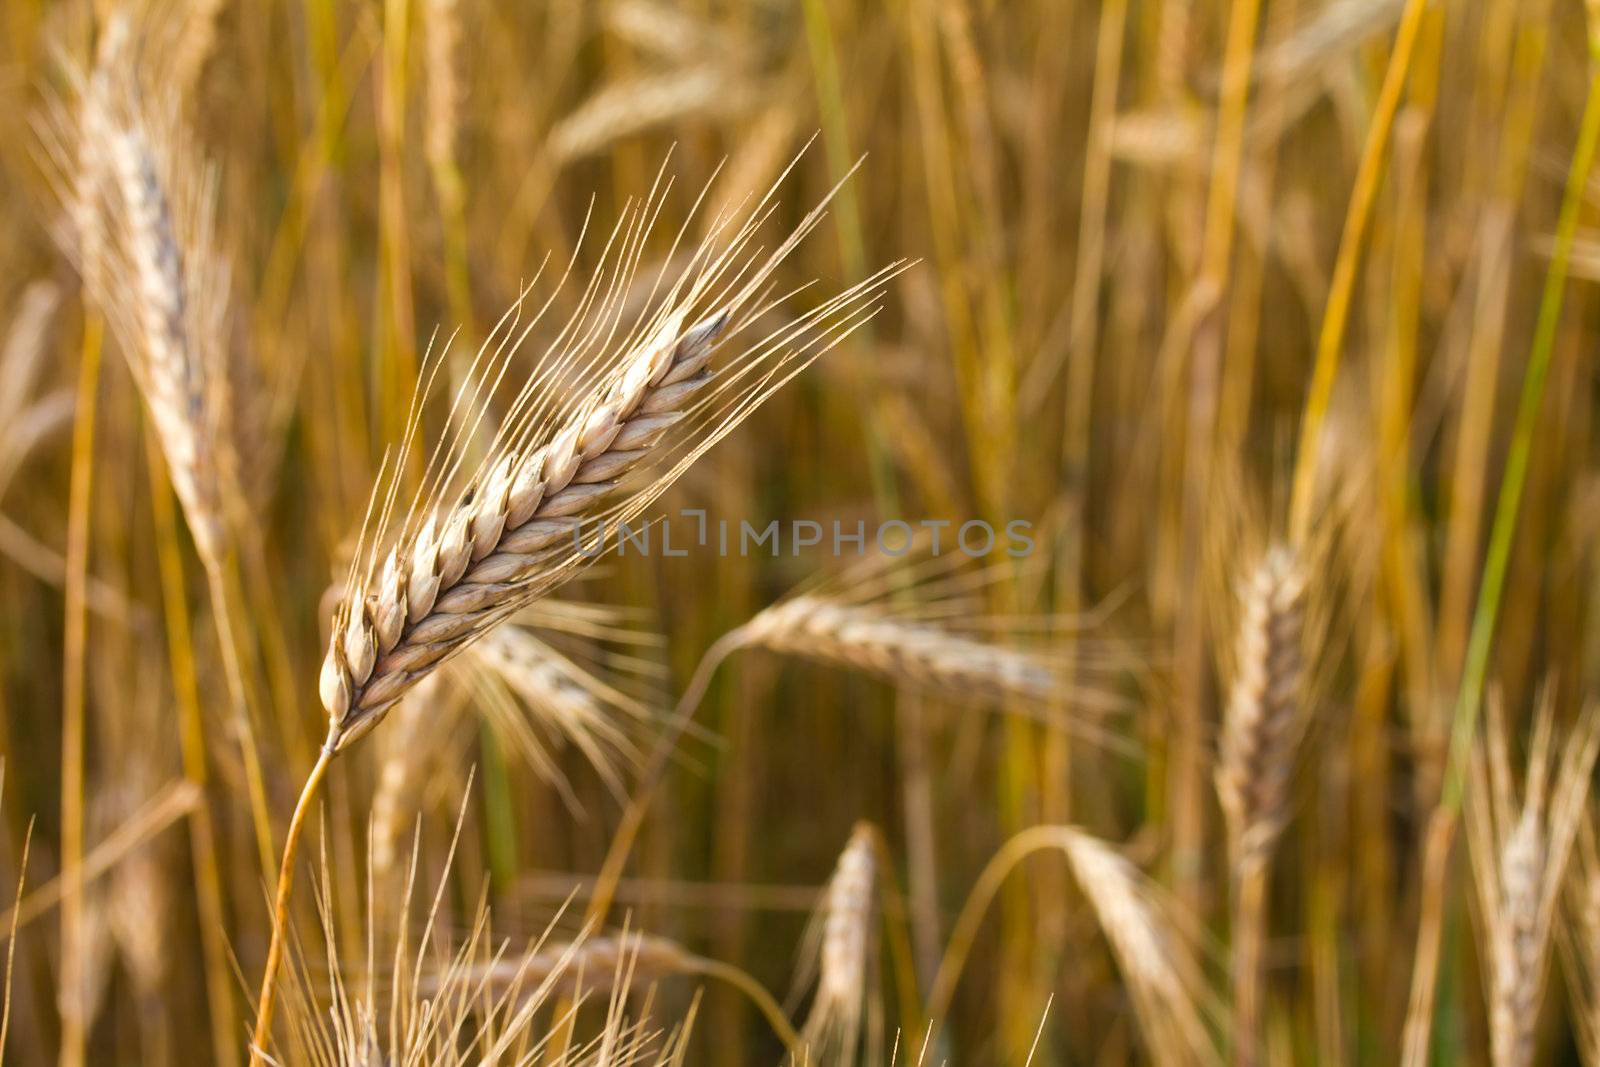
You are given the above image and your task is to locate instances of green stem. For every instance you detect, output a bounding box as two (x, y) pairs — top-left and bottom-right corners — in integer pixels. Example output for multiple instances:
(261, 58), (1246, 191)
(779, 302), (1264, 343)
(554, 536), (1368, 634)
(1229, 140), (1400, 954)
(1441, 66), (1600, 812)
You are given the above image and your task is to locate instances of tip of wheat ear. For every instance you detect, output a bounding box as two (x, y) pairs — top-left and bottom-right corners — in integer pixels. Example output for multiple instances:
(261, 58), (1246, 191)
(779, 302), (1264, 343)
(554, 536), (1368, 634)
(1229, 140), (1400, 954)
(319, 307), (731, 746)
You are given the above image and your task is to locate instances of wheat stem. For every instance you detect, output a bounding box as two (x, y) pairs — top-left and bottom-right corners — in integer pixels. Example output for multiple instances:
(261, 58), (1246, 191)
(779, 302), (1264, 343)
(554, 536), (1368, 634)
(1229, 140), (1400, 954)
(1400, 808), (1456, 1067)
(926, 826), (1076, 1030)
(204, 559), (278, 882)
(145, 431), (240, 1067)
(1287, 0), (1430, 542)
(1232, 861), (1269, 1067)
(57, 312), (101, 1067)
(585, 627), (747, 928)
(1441, 69), (1600, 814)
(248, 732), (335, 1064)
(681, 957), (802, 1057)
(1, 815), (31, 1059)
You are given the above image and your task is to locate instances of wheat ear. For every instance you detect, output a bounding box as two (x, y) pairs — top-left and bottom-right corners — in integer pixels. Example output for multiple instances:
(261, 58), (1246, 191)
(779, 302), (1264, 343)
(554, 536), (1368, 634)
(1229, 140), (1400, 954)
(319, 226), (896, 747)
(54, 38), (240, 566)
(747, 596), (1059, 703)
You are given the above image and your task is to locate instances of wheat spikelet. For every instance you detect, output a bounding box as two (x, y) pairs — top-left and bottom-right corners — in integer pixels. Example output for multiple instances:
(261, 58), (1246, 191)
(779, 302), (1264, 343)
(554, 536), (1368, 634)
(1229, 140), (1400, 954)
(1467, 694), (1600, 1067)
(319, 168), (899, 752)
(1493, 809), (1544, 1067)
(1216, 544), (1307, 862)
(106, 127), (230, 556)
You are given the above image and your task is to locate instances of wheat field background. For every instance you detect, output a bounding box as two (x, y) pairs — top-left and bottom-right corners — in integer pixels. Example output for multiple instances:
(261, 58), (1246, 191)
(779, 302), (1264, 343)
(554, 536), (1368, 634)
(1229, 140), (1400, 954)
(2, 0), (1599, 1063)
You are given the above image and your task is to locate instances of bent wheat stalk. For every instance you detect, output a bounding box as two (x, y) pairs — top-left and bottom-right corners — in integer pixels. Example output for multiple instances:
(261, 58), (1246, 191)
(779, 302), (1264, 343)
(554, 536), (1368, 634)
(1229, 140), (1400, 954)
(249, 159), (901, 1059)
(927, 825), (1222, 1066)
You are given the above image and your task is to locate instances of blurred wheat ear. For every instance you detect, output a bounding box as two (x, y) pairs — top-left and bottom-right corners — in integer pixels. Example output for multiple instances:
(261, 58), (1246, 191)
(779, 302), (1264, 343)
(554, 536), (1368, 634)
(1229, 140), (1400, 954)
(1468, 692), (1600, 1067)
(789, 822), (882, 1066)
(39, 17), (242, 567)
(1216, 544), (1308, 860)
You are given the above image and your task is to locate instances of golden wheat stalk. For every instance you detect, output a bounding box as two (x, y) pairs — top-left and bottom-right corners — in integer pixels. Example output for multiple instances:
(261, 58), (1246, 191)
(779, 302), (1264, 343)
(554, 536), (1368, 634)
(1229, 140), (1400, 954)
(928, 826), (1223, 1066)
(249, 160), (902, 1059)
